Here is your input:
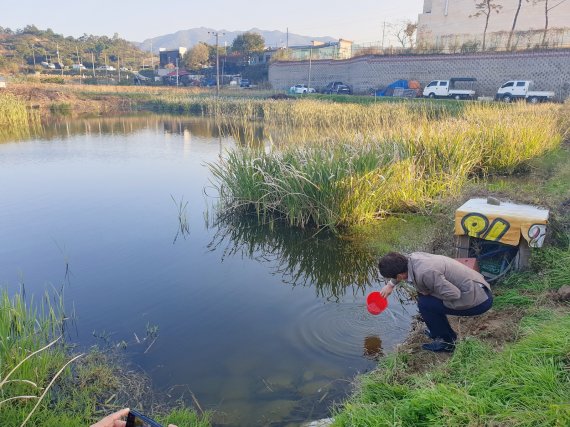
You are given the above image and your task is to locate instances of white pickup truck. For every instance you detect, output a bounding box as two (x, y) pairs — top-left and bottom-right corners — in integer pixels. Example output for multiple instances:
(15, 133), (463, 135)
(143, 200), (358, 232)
(495, 80), (555, 103)
(423, 78), (476, 100)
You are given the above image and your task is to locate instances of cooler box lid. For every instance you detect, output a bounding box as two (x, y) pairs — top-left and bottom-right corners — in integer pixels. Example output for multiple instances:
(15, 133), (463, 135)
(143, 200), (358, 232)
(454, 198), (549, 247)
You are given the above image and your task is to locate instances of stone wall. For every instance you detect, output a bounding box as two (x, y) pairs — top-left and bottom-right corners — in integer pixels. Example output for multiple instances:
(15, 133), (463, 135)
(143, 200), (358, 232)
(268, 50), (570, 100)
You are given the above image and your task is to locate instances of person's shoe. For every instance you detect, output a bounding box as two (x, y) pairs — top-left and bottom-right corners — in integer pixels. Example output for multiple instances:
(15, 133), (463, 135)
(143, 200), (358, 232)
(421, 339), (455, 353)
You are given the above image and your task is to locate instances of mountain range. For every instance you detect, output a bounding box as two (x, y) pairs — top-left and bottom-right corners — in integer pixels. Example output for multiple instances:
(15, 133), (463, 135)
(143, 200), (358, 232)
(137, 27), (337, 51)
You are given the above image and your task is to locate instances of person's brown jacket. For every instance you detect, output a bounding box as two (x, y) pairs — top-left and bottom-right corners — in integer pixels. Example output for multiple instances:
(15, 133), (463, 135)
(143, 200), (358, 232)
(408, 252), (491, 310)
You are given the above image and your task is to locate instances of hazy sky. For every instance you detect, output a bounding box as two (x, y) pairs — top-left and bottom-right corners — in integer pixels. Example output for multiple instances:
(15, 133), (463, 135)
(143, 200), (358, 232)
(4, 0), (423, 43)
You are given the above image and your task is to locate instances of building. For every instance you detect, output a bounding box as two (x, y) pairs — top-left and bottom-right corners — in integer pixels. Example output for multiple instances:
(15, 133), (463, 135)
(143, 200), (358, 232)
(417, 0), (570, 50)
(287, 39), (354, 60)
(158, 47), (187, 68)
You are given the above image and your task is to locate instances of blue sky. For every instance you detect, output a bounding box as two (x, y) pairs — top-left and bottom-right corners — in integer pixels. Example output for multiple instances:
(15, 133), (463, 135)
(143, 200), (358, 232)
(4, 0), (423, 43)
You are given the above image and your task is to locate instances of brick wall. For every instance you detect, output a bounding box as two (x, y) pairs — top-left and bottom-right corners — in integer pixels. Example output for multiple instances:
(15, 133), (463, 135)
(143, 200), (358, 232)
(268, 50), (570, 101)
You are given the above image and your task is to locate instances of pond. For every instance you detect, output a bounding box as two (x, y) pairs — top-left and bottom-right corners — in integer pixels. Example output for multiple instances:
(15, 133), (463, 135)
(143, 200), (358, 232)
(0, 115), (414, 426)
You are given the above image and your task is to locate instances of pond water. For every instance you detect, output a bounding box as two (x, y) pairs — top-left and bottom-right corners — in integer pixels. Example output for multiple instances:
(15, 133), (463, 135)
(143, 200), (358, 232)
(0, 115), (414, 426)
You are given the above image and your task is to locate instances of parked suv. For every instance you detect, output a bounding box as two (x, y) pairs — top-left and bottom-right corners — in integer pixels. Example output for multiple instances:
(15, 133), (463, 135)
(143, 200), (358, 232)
(322, 81), (352, 94)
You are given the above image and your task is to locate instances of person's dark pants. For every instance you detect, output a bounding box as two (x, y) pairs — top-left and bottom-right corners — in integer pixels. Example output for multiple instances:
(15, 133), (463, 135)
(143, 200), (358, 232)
(417, 287), (493, 343)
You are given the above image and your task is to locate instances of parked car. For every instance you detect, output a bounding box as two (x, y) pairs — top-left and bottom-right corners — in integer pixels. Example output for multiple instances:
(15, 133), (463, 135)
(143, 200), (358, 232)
(240, 79), (251, 88)
(96, 65), (116, 71)
(423, 78), (476, 100)
(289, 84), (316, 94)
(322, 81), (352, 94)
(72, 63), (86, 71)
(201, 77), (217, 87)
(495, 80), (555, 103)
(40, 61), (56, 69)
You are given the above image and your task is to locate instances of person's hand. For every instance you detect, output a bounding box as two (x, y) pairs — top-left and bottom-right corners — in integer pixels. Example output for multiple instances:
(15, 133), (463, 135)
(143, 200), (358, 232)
(90, 408), (130, 427)
(379, 283), (394, 299)
(90, 408), (178, 427)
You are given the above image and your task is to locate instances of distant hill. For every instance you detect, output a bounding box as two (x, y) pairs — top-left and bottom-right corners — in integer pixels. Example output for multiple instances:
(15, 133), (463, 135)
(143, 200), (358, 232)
(137, 27), (337, 51)
(0, 25), (146, 72)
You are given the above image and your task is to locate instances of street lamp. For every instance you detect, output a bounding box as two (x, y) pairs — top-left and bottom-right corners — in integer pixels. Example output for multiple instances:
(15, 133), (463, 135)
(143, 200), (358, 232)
(208, 31), (225, 96)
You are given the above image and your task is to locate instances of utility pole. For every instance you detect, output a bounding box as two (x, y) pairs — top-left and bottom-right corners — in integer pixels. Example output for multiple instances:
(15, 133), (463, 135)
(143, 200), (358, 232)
(150, 40), (154, 69)
(286, 27), (289, 48)
(381, 21), (386, 50)
(209, 31), (225, 96)
(91, 51), (95, 78)
(176, 57), (179, 87)
(56, 43), (63, 76)
(308, 47), (312, 92)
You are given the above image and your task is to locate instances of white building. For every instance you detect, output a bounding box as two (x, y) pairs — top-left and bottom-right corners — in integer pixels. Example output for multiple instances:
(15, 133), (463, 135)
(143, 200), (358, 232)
(417, 0), (570, 50)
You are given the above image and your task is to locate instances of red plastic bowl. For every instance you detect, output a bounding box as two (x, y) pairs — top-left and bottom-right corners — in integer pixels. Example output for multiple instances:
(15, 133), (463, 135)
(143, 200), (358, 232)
(366, 292), (388, 315)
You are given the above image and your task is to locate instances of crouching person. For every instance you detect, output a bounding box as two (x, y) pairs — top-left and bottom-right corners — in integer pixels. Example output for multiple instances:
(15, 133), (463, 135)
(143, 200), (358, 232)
(378, 252), (493, 352)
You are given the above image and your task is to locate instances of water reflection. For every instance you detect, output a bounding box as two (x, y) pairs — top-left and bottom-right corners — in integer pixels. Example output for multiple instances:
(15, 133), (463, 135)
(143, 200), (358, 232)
(208, 214), (380, 301)
(363, 335), (384, 361)
(27, 114), (268, 146)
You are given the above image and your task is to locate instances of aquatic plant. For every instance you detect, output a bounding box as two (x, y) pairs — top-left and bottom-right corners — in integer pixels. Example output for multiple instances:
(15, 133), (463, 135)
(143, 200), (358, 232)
(0, 92), (41, 142)
(209, 101), (566, 229)
(0, 288), (210, 426)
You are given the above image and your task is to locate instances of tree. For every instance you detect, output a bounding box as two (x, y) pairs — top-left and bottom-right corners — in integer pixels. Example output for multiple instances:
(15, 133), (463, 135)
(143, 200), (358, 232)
(533, 0), (569, 46)
(507, 0), (528, 50)
(393, 21), (418, 49)
(231, 32), (265, 56)
(206, 43), (226, 64)
(183, 43), (209, 70)
(471, 0), (503, 50)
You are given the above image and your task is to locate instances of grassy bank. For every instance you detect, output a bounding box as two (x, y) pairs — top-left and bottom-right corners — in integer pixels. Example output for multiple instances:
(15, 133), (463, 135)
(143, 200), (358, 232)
(0, 288), (211, 427)
(333, 310), (570, 426)
(331, 140), (570, 426)
(332, 245), (570, 426)
(210, 101), (569, 230)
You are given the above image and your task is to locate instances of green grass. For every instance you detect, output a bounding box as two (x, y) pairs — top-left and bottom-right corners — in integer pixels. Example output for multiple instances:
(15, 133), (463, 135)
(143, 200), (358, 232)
(0, 92), (40, 142)
(0, 288), (211, 427)
(209, 101), (567, 229)
(333, 313), (570, 426)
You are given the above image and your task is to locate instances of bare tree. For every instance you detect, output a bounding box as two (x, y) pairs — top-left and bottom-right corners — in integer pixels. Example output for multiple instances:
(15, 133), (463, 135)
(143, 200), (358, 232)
(533, 0), (569, 46)
(471, 0), (503, 50)
(507, 0), (528, 50)
(393, 21), (418, 49)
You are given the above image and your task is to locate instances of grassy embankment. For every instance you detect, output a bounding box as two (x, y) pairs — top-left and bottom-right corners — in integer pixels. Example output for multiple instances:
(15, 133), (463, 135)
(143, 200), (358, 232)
(0, 288), (211, 427)
(331, 139), (570, 426)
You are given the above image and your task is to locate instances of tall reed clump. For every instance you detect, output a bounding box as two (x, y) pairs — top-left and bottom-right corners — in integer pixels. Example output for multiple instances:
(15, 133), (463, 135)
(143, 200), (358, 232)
(210, 101), (566, 229)
(0, 287), (212, 427)
(0, 92), (40, 142)
(0, 289), (72, 425)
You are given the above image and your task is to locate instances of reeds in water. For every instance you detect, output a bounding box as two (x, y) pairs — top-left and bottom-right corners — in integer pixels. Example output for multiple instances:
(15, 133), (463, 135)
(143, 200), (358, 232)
(209, 101), (568, 229)
(0, 92), (40, 142)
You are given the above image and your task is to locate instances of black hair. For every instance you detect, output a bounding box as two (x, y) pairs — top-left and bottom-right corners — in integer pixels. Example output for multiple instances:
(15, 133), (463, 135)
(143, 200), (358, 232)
(378, 252), (408, 279)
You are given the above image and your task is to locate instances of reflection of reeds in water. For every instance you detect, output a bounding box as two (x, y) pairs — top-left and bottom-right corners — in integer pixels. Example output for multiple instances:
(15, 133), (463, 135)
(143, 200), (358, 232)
(172, 195), (190, 243)
(208, 214), (380, 300)
(0, 92), (41, 142)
